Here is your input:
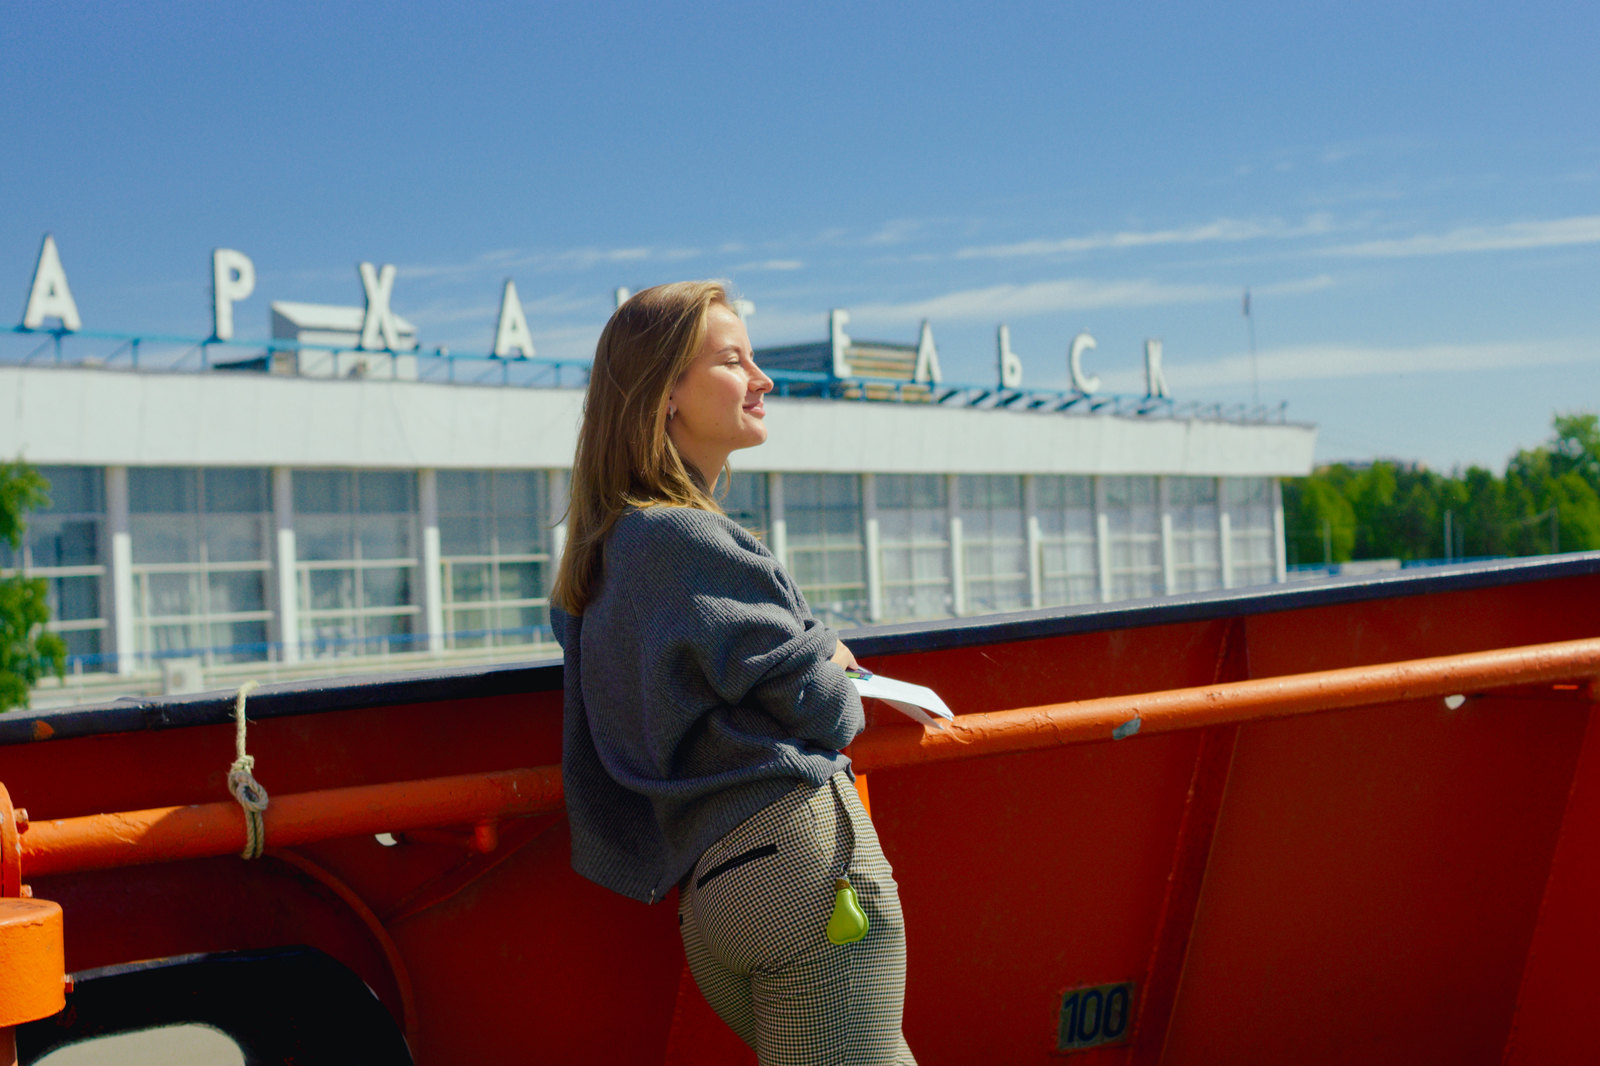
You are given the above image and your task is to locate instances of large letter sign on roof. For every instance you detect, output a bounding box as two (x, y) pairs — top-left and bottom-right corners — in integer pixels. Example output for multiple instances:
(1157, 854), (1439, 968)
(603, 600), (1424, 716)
(1069, 332), (1101, 395)
(358, 262), (400, 350)
(211, 249), (256, 341)
(1145, 339), (1170, 399)
(998, 324), (1024, 389)
(21, 234), (81, 332)
(492, 279), (535, 359)
(829, 309), (852, 378)
(914, 320), (943, 385)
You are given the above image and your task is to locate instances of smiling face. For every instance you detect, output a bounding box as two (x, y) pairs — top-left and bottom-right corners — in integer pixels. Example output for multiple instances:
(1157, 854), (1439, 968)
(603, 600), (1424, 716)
(665, 302), (773, 485)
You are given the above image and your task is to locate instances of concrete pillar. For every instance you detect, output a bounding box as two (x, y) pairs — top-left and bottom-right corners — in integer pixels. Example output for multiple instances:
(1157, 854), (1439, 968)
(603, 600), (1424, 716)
(947, 474), (966, 616)
(1024, 475), (1043, 609)
(1159, 477), (1177, 596)
(271, 467), (300, 664)
(862, 474), (882, 623)
(768, 473), (788, 568)
(1094, 476), (1113, 604)
(546, 469), (569, 575)
(1219, 477), (1236, 589)
(104, 466), (136, 675)
(418, 468), (444, 653)
(1272, 478), (1288, 583)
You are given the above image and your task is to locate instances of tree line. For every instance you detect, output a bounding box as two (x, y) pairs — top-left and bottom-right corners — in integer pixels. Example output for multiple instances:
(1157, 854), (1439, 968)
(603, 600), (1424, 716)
(1, 461), (66, 711)
(1283, 413), (1600, 566)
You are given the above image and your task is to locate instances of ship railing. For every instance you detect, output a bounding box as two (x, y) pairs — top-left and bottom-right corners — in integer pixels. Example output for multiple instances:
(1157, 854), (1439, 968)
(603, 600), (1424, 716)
(13, 633), (1600, 879)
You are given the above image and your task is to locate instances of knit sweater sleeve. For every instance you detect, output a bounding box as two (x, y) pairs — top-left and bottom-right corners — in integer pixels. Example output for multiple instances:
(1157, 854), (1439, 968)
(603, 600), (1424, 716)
(606, 507), (863, 756)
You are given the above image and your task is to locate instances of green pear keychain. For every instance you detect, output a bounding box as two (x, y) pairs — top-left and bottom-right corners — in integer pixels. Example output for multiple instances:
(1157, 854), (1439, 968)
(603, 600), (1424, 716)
(826, 877), (870, 945)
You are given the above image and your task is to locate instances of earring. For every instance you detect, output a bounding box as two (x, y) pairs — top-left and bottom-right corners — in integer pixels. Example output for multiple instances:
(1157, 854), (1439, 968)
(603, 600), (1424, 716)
(667, 406), (676, 421)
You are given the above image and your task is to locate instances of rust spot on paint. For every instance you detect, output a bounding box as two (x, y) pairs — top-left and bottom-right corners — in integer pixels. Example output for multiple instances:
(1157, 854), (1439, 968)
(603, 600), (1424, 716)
(31, 721), (55, 741)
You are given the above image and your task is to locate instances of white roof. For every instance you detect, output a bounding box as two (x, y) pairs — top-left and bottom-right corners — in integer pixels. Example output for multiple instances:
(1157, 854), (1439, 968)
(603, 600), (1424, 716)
(270, 301), (417, 336)
(1, 365), (1316, 477)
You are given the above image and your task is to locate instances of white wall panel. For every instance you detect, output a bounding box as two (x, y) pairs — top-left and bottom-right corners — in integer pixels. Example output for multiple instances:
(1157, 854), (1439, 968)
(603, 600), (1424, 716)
(2, 367), (1314, 477)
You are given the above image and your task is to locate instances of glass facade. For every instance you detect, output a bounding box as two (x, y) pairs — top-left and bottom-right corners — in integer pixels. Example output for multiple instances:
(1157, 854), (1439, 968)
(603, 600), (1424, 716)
(1167, 477), (1222, 593)
(877, 474), (952, 621)
(1104, 475), (1163, 600)
(959, 475), (1028, 613)
(1035, 475), (1098, 606)
(294, 470), (420, 656)
(1225, 477), (1277, 587)
(720, 472), (770, 540)
(4, 465), (1285, 678)
(438, 470), (551, 649)
(129, 467), (273, 663)
(784, 473), (868, 627)
(0, 466), (107, 666)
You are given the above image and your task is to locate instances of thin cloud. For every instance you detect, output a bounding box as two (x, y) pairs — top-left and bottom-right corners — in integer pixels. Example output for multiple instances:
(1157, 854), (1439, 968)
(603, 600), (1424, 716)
(845, 274), (1334, 323)
(956, 215), (1336, 260)
(1328, 215), (1600, 258)
(394, 243), (706, 281)
(403, 288), (597, 328)
(864, 219), (926, 245)
(735, 259), (805, 272)
(1175, 338), (1595, 386)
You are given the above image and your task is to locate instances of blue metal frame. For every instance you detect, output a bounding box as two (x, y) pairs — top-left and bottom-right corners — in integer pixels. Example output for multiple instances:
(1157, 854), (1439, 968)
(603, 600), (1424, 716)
(6, 325), (1296, 425)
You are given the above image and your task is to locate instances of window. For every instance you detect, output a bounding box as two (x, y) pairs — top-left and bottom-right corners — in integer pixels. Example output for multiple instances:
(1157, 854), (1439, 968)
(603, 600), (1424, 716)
(959, 475), (1028, 613)
(1035, 475), (1098, 606)
(1167, 477), (1221, 593)
(293, 471), (420, 656)
(876, 474), (951, 621)
(129, 467), (273, 664)
(438, 470), (551, 649)
(0, 465), (108, 669)
(784, 474), (867, 627)
(1225, 477), (1276, 587)
(1104, 476), (1162, 600)
(720, 471), (770, 540)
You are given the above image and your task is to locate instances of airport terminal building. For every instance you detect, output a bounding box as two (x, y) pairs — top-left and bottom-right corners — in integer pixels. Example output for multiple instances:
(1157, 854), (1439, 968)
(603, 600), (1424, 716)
(2, 244), (1316, 700)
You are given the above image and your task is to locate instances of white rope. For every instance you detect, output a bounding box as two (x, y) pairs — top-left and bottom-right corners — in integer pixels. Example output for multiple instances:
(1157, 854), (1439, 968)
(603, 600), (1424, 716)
(226, 681), (268, 859)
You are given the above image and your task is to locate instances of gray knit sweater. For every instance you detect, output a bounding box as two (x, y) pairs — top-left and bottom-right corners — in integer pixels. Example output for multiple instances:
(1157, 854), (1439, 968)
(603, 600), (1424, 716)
(551, 505), (863, 904)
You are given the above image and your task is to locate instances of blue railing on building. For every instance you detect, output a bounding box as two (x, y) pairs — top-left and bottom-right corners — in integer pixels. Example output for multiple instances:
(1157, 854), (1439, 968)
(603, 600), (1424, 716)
(55, 625), (559, 676)
(1287, 555), (1509, 577)
(5, 325), (1293, 426)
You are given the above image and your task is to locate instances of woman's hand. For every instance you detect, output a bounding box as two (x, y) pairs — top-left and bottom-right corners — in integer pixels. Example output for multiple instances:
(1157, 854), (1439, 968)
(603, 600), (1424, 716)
(830, 639), (860, 673)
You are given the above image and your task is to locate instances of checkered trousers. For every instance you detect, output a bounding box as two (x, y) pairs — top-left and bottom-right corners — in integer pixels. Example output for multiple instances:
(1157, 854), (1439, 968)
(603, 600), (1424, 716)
(678, 772), (917, 1065)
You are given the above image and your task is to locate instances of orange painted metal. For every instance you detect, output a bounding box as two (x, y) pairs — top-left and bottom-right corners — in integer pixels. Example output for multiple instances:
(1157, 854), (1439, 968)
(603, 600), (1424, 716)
(0, 784), (20, 898)
(850, 634), (1600, 772)
(0, 898), (65, 1026)
(16, 638), (1599, 885)
(4, 563), (1600, 1064)
(20, 767), (562, 878)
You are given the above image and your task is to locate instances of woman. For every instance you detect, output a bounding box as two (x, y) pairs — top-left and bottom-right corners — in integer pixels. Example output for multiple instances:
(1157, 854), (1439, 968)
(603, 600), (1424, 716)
(550, 281), (915, 1064)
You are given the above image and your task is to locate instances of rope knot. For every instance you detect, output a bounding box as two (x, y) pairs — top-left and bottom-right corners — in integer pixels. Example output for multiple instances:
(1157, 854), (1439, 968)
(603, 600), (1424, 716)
(227, 765), (269, 813)
(228, 681), (267, 859)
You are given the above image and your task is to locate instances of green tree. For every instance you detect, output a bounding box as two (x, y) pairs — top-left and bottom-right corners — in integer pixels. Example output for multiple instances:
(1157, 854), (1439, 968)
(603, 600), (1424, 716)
(0, 461), (67, 712)
(1282, 411), (1600, 564)
(1456, 466), (1509, 558)
(1283, 476), (1356, 564)
(1549, 413), (1600, 490)
(1541, 471), (1600, 553)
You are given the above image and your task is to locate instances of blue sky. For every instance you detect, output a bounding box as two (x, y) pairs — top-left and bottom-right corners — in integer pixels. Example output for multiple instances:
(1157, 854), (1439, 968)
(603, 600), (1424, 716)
(3, 1), (1595, 472)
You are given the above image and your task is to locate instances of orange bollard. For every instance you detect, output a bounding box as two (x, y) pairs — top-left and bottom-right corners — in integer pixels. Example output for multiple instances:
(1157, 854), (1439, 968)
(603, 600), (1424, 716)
(0, 897), (66, 1066)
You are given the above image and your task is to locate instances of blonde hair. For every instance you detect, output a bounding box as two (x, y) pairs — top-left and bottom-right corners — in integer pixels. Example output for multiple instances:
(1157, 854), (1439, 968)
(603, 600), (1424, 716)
(551, 281), (733, 614)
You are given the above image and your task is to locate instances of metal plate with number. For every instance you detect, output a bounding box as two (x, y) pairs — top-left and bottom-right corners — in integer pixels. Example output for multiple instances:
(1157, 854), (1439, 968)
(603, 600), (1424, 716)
(1057, 981), (1136, 1053)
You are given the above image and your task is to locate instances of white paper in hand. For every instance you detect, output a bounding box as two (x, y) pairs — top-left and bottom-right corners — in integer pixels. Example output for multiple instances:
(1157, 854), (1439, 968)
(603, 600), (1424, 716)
(847, 670), (954, 727)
